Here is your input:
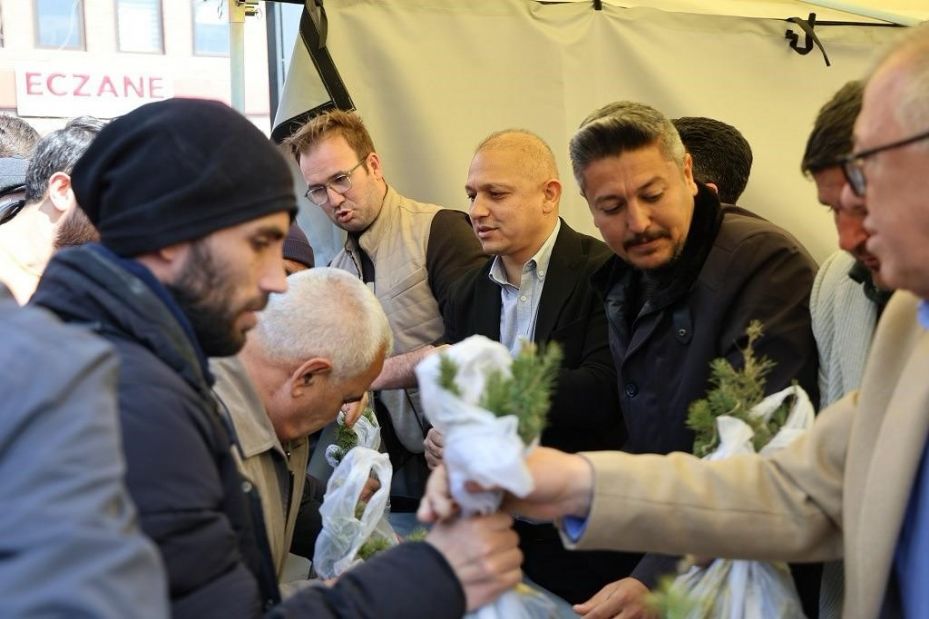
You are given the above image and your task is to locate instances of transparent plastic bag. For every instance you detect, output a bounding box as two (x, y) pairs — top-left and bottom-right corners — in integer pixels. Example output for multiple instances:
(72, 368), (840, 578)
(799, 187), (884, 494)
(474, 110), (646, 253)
(670, 385), (814, 618)
(674, 560), (805, 619)
(313, 446), (398, 579)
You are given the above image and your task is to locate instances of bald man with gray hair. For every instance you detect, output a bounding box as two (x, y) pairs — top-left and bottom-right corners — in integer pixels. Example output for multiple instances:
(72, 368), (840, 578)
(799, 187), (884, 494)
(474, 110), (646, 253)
(434, 129), (625, 604)
(212, 268), (522, 615)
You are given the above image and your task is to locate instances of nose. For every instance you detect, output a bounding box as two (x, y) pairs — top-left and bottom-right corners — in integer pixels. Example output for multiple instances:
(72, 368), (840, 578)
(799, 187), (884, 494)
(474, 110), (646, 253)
(835, 209), (868, 254)
(468, 196), (489, 220)
(626, 201), (651, 234)
(836, 184), (869, 253)
(261, 252), (289, 295)
(327, 185), (346, 208)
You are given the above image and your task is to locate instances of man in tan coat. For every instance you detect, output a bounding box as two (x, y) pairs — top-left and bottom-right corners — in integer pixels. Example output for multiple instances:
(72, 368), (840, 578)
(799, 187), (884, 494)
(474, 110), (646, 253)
(212, 267), (390, 575)
(421, 22), (929, 619)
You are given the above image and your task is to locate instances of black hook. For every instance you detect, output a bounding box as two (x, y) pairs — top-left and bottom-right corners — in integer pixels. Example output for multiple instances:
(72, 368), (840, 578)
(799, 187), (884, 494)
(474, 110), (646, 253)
(785, 13), (831, 66)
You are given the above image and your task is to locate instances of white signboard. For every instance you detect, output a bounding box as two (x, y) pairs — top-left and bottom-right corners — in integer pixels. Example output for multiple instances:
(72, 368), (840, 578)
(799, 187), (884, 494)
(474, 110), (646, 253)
(15, 63), (173, 118)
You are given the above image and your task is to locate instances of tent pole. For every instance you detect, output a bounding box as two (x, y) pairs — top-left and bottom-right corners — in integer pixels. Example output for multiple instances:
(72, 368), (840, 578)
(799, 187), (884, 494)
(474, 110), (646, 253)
(802, 0), (919, 26)
(229, 0), (247, 112)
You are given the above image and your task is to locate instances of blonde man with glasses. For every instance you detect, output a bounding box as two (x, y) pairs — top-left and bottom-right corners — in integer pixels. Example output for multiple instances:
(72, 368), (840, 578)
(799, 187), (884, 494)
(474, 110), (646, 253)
(285, 110), (486, 530)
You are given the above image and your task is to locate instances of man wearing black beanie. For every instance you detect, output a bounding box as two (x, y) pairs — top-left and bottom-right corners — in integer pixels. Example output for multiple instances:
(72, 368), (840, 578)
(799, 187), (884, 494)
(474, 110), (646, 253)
(29, 98), (520, 618)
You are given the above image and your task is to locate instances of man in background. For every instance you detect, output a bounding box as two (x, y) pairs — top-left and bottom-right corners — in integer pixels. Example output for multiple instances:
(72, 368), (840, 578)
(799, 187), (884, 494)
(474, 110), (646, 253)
(672, 116), (753, 205)
(0, 116), (103, 303)
(431, 129), (625, 603)
(287, 110), (487, 528)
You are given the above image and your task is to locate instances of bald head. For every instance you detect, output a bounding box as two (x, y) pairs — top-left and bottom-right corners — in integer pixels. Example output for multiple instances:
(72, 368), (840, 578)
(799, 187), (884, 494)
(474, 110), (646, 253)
(466, 129), (562, 275)
(475, 129), (559, 186)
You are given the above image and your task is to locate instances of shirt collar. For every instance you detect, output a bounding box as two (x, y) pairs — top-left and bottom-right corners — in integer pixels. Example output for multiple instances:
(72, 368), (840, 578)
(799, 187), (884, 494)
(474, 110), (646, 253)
(488, 219), (561, 288)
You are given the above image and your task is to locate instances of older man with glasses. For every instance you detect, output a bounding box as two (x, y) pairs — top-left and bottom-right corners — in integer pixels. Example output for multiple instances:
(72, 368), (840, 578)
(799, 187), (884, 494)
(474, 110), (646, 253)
(285, 110), (486, 532)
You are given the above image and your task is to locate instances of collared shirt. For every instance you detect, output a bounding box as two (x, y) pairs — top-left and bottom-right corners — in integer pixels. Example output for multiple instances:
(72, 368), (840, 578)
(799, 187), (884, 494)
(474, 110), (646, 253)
(487, 220), (561, 356)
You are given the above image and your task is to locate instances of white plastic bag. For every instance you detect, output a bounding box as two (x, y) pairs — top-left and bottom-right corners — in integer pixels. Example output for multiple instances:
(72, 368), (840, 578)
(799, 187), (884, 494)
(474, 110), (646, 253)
(313, 446), (398, 579)
(670, 384), (814, 618)
(415, 335), (558, 619)
(416, 336), (535, 515)
(674, 560), (805, 619)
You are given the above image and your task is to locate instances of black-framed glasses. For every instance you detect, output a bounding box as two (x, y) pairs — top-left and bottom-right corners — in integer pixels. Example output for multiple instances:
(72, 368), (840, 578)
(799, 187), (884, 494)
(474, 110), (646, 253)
(304, 158), (367, 206)
(841, 127), (929, 197)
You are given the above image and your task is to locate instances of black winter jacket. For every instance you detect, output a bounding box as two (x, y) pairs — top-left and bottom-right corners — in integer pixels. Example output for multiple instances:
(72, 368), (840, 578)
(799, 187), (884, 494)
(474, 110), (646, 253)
(32, 245), (465, 619)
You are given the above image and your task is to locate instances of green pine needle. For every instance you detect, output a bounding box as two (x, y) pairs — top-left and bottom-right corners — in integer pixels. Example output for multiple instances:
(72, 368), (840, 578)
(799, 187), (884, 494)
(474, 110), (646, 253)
(687, 320), (794, 458)
(437, 341), (562, 444)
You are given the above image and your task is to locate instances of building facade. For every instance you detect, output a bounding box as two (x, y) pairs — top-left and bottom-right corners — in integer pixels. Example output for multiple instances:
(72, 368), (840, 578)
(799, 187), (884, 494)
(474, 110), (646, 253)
(0, 0), (271, 134)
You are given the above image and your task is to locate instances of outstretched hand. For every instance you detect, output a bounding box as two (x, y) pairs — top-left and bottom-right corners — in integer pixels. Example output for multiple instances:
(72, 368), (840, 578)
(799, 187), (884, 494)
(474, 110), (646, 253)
(417, 447), (595, 524)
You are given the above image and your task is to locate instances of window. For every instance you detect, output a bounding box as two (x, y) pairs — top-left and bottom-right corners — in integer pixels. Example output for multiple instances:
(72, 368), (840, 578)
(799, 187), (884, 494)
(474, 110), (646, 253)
(35, 0), (85, 50)
(192, 0), (229, 56)
(117, 0), (164, 54)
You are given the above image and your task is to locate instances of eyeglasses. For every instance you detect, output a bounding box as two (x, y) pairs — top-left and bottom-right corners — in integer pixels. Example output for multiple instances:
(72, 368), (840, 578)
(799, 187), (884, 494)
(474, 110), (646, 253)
(304, 158), (367, 206)
(841, 127), (929, 197)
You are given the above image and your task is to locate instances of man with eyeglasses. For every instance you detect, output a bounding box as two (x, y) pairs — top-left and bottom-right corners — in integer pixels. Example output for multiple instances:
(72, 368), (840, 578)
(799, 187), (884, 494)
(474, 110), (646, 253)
(285, 110), (486, 531)
(421, 21), (929, 619)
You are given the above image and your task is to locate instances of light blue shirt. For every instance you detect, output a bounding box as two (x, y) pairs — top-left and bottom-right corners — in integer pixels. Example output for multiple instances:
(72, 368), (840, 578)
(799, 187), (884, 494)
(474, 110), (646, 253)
(893, 299), (929, 616)
(488, 220), (561, 356)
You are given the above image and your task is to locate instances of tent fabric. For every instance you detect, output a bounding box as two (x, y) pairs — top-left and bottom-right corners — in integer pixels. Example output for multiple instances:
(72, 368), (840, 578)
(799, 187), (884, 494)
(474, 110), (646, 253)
(276, 0), (912, 265)
(537, 0), (928, 25)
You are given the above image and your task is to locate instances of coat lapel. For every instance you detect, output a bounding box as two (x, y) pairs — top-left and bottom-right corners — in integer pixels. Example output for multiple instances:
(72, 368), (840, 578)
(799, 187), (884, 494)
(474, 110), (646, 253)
(852, 331), (929, 615)
(535, 223), (581, 343)
(470, 265), (503, 340)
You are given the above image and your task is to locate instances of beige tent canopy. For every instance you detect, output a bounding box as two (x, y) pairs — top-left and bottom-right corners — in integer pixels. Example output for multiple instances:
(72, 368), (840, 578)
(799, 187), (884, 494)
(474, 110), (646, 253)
(274, 0), (926, 265)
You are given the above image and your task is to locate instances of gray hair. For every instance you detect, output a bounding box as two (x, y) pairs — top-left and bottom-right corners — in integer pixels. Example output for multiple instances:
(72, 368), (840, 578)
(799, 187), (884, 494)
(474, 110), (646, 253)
(569, 101), (685, 191)
(869, 22), (929, 140)
(252, 268), (393, 380)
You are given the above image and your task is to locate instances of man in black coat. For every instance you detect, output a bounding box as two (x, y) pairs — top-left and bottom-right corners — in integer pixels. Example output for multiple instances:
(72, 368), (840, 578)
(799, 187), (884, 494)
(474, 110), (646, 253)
(568, 102), (820, 618)
(428, 129), (630, 605)
(31, 98), (521, 619)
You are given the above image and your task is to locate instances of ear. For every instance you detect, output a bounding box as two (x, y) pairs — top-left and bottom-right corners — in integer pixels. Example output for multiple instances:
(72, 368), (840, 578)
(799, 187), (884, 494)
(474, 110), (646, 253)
(682, 153), (698, 196)
(290, 357), (333, 399)
(365, 151), (384, 181)
(47, 172), (75, 215)
(134, 241), (193, 282)
(704, 182), (720, 197)
(541, 178), (562, 214)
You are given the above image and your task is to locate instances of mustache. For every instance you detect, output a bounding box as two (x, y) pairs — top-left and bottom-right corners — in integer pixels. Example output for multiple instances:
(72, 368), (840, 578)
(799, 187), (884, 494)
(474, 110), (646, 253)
(623, 229), (671, 251)
(243, 294), (270, 314)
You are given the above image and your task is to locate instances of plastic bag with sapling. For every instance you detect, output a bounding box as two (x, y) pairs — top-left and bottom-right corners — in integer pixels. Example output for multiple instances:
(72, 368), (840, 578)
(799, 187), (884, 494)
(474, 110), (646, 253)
(415, 334), (563, 619)
(325, 395), (381, 468)
(313, 446), (399, 579)
(651, 321), (814, 619)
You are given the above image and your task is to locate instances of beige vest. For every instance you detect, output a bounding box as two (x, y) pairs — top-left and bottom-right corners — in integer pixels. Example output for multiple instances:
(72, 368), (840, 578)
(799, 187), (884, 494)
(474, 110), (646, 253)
(329, 185), (444, 452)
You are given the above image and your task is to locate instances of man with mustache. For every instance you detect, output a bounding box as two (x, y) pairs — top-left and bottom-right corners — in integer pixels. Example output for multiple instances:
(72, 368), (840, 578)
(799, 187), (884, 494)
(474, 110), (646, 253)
(0, 116), (103, 303)
(287, 110), (486, 531)
(30, 98), (521, 618)
(575, 101), (820, 617)
(424, 22), (929, 618)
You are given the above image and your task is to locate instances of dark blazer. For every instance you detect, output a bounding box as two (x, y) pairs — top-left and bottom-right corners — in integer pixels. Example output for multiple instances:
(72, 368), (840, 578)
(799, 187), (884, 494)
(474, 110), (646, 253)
(443, 220), (635, 603)
(444, 219), (623, 453)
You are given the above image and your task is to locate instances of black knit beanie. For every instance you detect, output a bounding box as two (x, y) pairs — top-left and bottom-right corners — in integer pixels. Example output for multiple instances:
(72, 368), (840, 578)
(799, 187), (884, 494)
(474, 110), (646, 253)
(71, 98), (297, 256)
(283, 222), (315, 269)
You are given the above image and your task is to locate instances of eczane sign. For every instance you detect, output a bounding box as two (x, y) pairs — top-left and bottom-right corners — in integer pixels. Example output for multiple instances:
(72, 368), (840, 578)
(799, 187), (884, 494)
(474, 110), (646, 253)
(15, 64), (173, 118)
